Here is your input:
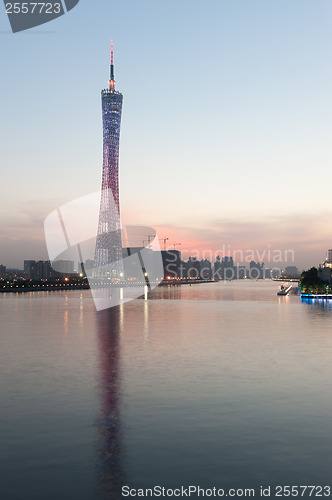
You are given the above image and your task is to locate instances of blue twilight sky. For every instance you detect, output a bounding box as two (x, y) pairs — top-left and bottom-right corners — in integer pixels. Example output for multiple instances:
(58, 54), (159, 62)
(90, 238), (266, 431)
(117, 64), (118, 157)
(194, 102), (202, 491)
(0, 0), (331, 269)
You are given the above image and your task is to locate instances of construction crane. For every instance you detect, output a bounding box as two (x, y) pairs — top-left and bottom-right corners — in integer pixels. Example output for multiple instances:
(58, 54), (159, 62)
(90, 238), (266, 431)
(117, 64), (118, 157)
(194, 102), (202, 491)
(173, 242), (181, 250)
(159, 237), (169, 251)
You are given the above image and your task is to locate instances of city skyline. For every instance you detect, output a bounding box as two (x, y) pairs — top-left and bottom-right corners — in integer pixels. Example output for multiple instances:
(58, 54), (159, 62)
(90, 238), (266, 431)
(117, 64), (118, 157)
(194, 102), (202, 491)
(3, 247), (332, 276)
(0, 1), (331, 269)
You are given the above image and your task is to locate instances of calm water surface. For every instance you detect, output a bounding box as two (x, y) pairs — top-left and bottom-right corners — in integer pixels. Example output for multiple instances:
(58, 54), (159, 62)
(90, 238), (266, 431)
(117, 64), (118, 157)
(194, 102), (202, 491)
(1, 281), (332, 499)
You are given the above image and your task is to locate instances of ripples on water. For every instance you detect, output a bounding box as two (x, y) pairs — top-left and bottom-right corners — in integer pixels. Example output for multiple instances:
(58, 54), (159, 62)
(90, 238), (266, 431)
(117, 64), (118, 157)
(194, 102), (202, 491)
(1, 281), (332, 499)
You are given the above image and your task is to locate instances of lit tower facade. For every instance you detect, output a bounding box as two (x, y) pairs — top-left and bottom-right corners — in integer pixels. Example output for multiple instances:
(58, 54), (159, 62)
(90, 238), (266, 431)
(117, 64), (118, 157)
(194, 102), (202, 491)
(95, 41), (123, 279)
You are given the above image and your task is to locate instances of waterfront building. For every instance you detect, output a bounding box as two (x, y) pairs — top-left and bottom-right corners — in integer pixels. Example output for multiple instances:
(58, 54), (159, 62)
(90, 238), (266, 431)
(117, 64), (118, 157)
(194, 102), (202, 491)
(94, 41), (123, 279)
(317, 249), (332, 284)
(324, 249), (332, 268)
(249, 260), (265, 279)
(263, 268), (273, 279)
(187, 257), (201, 279)
(161, 250), (182, 279)
(237, 265), (247, 279)
(284, 266), (300, 278)
(178, 260), (188, 279)
(0, 265), (6, 278)
(222, 256), (235, 280)
(200, 259), (212, 279)
(37, 261), (53, 280)
(24, 260), (54, 280)
(23, 260), (74, 280)
(318, 266), (332, 284)
(24, 260), (34, 278)
(213, 256), (222, 279)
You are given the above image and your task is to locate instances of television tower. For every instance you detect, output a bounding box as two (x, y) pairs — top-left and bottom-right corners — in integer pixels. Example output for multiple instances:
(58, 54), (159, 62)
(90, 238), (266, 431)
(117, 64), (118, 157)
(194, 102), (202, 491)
(94, 41), (123, 279)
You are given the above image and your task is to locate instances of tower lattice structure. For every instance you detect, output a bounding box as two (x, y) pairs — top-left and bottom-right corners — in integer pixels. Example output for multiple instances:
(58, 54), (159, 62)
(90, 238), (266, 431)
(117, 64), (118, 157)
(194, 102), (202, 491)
(94, 41), (123, 279)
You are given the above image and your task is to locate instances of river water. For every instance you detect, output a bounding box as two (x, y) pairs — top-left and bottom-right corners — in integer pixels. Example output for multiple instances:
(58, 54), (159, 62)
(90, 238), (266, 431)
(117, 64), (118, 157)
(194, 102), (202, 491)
(1, 280), (332, 499)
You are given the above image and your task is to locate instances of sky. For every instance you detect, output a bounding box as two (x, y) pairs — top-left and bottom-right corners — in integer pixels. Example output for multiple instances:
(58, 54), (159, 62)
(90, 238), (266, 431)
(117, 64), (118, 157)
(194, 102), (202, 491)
(0, 0), (331, 270)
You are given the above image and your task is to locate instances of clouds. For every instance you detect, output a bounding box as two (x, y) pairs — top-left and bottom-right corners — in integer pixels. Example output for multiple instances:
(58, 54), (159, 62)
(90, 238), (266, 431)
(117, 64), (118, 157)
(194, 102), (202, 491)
(1, 194), (330, 271)
(154, 212), (332, 269)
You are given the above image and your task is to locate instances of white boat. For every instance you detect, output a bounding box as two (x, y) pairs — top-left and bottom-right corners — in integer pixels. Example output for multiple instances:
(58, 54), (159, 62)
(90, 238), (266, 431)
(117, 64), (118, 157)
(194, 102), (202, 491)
(277, 285), (292, 296)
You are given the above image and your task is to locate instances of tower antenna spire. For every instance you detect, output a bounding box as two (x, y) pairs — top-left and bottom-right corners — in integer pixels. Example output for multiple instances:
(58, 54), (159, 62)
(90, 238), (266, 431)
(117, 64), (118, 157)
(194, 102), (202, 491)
(109, 40), (115, 91)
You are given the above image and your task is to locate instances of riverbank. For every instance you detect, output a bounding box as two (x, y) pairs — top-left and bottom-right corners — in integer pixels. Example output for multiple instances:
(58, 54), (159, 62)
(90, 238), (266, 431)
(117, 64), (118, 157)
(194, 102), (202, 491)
(0, 278), (219, 293)
(301, 293), (332, 300)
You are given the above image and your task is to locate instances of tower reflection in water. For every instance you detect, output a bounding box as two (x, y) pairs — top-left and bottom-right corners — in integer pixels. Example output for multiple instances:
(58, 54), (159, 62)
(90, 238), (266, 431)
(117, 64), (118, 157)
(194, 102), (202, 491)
(95, 305), (125, 499)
